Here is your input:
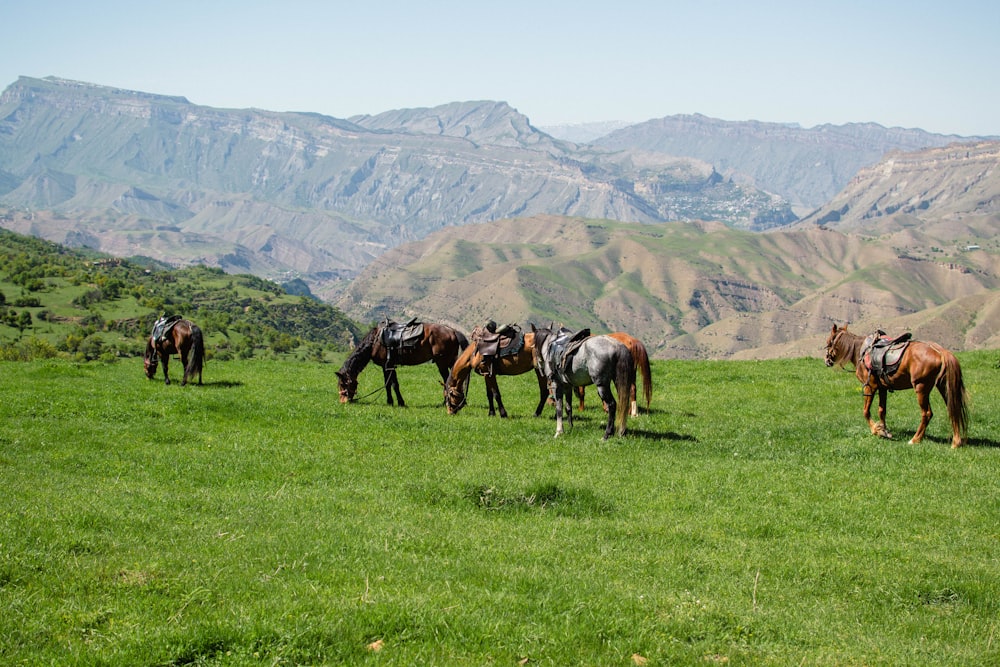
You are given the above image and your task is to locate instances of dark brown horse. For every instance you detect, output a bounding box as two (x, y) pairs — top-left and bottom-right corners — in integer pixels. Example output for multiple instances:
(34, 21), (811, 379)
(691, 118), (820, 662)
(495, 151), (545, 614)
(144, 319), (205, 386)
(444, 330), (549, 417)
(336, 321), (468, 406)
(824, 324), (969, 448)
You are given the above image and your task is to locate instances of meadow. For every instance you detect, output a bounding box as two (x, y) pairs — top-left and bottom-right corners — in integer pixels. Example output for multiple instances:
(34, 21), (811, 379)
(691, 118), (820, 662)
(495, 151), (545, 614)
(1, 351), (999, 665)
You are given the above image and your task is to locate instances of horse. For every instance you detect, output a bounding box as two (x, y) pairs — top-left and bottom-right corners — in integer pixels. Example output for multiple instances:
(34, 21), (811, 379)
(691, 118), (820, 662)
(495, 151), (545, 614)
(444, 329), (549, 417)
(577, 332), (653, 416)
(824, 323), (969, 448)
(336, 320), (468, 406)
(144, 318), (205, 386)
(532, 325), (636, 439)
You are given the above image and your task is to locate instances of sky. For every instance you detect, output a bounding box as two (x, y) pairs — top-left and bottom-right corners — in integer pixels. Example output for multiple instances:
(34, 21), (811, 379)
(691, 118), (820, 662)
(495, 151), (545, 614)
(2, 0), (998, 137)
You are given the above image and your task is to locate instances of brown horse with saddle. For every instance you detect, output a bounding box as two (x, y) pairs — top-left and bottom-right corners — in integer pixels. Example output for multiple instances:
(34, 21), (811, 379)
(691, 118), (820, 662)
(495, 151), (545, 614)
(144, 315), (205, 386)
(336, 318), (468, 406)
(824, 324), (968, 448)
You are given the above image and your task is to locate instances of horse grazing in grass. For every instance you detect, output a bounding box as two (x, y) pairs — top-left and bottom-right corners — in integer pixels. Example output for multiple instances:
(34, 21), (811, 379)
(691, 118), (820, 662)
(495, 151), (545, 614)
(533, 325), (636, 439)
(144, 317), (204, 386)
(336, 320), (468, 406)
(444, 328), (551, 417)
(824, 323), (969, 448)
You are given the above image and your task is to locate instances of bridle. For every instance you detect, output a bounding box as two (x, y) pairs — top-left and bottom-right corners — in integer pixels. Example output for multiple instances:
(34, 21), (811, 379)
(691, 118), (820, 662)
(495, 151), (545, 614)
(825, 328), (848, 367)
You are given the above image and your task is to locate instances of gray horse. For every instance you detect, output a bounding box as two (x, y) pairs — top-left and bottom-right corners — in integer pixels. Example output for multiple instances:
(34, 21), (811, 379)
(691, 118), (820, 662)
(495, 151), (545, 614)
(532, 325), (636, 439)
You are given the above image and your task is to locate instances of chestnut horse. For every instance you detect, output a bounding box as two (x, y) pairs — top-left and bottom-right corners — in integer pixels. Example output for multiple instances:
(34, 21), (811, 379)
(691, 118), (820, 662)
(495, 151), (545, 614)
(336, 321), (468, 406)
(143, 318), (205, 386)
(824, 324), (969, 448)
(444, 330), (548, 417)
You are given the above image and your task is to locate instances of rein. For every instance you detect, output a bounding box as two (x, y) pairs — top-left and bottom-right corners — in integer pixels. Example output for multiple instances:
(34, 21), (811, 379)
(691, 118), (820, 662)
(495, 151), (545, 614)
(350, 367), (398, 403)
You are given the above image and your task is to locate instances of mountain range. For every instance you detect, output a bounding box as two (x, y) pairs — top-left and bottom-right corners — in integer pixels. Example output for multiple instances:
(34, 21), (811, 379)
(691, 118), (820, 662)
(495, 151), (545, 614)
(2, 75), (999, 358)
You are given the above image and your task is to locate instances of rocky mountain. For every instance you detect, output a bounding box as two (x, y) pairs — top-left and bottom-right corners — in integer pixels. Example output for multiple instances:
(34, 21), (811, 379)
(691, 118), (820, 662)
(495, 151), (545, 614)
(336, 143), (1000, 359)
(796, 141), (1000, 232)
(0, 77), (793, 300)
(591, 114), (994, 211)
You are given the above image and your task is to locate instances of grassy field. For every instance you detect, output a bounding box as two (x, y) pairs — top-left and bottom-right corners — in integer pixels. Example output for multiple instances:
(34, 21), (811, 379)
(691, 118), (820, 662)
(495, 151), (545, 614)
(1, 351), (999, 665)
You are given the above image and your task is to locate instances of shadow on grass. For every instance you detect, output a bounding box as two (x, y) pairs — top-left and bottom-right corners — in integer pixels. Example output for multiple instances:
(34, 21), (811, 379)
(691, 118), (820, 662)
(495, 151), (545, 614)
(198, 380), (244, 389)
(626, 428), (697, 443)
(885, 430), (1000, 449)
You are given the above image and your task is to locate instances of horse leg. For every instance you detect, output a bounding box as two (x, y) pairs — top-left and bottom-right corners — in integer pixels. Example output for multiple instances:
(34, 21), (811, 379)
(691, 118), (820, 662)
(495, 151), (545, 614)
(595, 383), (617, 440)
(533, 370), (548, 417)
(876, 388), (892, 439)
(383, 368), (397, 406)
(630, 383), (638, 417)
(179, 349), (190, 386)
(909, 382), (933, 445)
(553, 384), (565, 437)
(161, 354), (171, 385)
(489, 376), (508, 418)
(484, 380), (496, 416)
(862, 387), (884, 437)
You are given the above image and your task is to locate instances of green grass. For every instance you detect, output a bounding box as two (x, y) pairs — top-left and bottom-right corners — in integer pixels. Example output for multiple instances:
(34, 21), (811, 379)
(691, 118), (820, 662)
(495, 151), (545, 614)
(2, 352), (999, 665)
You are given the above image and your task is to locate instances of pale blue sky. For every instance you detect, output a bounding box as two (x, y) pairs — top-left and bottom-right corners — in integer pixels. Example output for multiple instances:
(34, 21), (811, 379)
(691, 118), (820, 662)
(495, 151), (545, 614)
(2, 0), (998, 136)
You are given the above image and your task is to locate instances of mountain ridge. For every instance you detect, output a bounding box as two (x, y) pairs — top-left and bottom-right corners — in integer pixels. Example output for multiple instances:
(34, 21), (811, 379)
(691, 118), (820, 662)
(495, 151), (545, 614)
(0, 76), (793, 300)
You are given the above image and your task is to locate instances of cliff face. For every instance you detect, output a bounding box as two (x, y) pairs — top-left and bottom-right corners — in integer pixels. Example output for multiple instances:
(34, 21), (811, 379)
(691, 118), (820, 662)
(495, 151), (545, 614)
(797, 141), (1000, 229)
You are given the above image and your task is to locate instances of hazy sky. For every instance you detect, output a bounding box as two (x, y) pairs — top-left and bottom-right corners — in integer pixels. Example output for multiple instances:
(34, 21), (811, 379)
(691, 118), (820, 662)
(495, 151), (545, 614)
(2, 0), (998, 136)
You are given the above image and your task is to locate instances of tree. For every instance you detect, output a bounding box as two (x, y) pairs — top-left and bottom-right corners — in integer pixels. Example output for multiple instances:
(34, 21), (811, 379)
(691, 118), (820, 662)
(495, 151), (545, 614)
(16, 310), (32, 336)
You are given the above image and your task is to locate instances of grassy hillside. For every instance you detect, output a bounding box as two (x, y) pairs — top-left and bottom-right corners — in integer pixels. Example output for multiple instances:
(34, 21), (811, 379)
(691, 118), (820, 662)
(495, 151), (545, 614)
(2, 352), (999, 664)
(0, 228), (362, 361)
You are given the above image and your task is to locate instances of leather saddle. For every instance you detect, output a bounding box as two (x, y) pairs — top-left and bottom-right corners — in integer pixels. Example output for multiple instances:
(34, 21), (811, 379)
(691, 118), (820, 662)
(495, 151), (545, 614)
(379, 317), (424, 367)
(474, 323), (524, 358)
(152, 314), (182, 343)
(548, 327), (591, 375)
(862, 330), (912, 387)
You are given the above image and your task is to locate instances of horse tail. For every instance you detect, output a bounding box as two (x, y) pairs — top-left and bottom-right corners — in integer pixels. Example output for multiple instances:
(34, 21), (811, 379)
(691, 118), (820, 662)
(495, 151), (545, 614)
(614, 345), (636, 436)
(188, 324), (205, 381)
(940, 350), (969, 441)
(631, 340), (652, 411)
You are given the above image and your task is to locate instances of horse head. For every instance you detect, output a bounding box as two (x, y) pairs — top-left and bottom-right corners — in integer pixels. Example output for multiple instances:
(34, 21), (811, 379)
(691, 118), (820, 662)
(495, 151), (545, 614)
(335, 370), (357, 403)
(143, 341), (159, 379)
(824, 324), (848, 367)
(443, 375), (466, 414)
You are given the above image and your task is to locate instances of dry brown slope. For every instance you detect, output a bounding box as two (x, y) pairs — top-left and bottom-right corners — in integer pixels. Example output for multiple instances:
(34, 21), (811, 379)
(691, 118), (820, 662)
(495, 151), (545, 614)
(335, 215), (1000, 358)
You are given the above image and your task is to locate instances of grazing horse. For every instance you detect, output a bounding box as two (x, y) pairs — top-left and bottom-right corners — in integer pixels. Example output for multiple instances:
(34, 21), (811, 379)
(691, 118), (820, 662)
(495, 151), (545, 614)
(144, 318), (205, 386)
(824, 323), (969, 448)
(579, 332), (653, 416)
(336, 320), (468, 406)
(444, 329), (549, 417)
(533, 325), (636, 439)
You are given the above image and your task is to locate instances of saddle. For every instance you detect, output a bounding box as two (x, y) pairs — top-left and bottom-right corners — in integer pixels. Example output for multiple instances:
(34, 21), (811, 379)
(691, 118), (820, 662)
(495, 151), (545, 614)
(151, 314), (182, 344)
(472, 322), (524, 376)
(548, 327), (591, 375)
(862, 330), (912, 387)
(379, 317), (424, 368)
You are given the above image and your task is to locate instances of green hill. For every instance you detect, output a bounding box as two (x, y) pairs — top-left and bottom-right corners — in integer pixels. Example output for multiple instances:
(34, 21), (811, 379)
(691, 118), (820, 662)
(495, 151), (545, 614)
(0, 228), (362, 361)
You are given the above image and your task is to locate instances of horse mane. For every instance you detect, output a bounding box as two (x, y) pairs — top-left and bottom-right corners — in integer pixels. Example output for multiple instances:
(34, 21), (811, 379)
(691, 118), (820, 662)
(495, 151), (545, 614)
(338, 327), (377, 377)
